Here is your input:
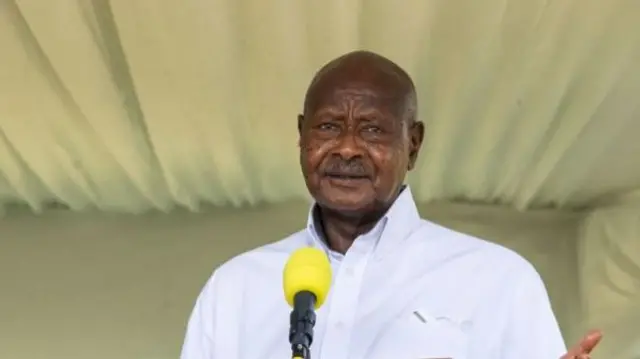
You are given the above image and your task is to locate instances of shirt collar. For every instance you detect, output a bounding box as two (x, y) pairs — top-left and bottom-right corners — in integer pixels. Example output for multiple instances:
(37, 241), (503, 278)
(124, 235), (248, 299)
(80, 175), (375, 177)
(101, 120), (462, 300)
(305, 185), (422, 259)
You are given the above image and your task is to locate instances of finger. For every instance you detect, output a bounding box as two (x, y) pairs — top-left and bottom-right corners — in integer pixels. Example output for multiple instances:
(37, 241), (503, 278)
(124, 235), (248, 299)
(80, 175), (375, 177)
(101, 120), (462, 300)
(560, 354), (590, 359)
(580, 329), (603, 353)
(573, 329), (603, 354)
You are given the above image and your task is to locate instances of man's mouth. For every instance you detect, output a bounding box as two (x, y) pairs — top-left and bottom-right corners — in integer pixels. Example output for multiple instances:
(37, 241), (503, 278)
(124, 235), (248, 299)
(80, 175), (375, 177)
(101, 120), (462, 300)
(323, 172), (369, 180)
(325, 173), (369, 185)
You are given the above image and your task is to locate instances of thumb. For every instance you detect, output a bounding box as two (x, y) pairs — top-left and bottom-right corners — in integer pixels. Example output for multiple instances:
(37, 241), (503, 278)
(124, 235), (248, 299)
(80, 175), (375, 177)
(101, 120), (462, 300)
(574, 329), (603, 354)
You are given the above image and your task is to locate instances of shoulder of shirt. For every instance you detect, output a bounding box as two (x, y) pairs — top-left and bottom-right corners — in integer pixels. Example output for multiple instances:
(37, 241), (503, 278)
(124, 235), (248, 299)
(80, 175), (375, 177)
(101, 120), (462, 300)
(417, 218), (543, 280)
(205, 229), (309, 282)
(416, 219), (549, 317)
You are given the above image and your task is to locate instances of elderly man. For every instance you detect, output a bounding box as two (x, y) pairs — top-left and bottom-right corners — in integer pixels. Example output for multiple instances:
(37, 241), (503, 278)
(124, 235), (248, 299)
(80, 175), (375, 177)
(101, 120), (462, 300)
(181, 51), (602, 359)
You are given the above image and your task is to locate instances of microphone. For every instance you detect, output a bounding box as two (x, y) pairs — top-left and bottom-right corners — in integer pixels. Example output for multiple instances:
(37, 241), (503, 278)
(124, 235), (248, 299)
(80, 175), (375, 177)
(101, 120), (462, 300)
(283, 247), (332, 359)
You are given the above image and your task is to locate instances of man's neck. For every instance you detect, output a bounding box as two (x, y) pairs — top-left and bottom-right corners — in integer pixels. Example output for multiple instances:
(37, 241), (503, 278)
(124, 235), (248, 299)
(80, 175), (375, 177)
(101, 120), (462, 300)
(317, 204), (389, 255)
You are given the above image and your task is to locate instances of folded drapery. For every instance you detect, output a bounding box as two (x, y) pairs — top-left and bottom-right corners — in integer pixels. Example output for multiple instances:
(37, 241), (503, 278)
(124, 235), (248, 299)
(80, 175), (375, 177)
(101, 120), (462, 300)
(579, 198), (640, 358)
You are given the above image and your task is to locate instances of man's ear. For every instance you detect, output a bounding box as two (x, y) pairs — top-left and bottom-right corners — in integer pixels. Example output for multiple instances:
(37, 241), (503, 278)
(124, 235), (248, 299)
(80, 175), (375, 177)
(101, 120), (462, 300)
(408, 121), (424, 170)
(297, 114), (304, 134)
(297, 114), (304, 148)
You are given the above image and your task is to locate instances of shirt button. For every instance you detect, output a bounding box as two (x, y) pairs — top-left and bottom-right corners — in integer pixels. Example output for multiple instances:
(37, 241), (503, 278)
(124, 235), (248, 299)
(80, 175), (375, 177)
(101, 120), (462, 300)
(335, 321), (345, 329)
(344, 267), (355, 276)
(460, 320), (472, 332)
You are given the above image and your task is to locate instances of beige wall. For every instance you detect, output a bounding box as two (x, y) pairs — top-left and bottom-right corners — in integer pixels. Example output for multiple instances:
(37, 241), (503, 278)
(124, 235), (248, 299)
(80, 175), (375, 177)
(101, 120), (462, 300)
(0, 202), (583, 359)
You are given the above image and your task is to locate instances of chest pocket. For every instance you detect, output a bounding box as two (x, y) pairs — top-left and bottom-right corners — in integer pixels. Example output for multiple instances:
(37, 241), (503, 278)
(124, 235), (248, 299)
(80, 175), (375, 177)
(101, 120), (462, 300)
(370, 308), (469, 359)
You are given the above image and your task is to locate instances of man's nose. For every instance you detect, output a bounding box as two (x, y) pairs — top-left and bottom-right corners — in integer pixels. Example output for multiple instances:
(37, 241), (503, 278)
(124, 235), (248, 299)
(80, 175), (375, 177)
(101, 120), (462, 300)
(333, 132), (363, 160)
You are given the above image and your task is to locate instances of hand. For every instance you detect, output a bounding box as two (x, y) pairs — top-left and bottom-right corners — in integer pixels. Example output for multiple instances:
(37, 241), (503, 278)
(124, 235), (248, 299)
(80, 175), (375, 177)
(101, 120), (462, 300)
(560, 330), (603, 359)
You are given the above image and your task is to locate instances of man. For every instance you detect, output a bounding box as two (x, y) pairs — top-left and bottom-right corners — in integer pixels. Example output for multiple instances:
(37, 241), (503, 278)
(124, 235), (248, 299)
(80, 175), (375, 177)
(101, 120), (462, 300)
(181, 51), (602, 359)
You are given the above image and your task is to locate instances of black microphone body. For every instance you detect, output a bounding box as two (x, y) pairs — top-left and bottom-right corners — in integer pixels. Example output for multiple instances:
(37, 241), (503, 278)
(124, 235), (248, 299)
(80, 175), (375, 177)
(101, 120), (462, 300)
(289, 290), (317, 359)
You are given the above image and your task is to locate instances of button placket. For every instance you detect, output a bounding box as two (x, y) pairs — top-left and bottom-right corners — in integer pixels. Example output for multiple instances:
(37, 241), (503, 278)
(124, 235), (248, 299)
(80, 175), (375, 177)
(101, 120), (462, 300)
(318, 251), (367, 359)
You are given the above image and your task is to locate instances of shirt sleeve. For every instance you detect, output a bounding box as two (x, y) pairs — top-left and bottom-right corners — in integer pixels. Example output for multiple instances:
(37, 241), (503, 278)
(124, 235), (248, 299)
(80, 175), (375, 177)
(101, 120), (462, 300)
(500, 265), (567, 359)
(180, 274), (218, 359)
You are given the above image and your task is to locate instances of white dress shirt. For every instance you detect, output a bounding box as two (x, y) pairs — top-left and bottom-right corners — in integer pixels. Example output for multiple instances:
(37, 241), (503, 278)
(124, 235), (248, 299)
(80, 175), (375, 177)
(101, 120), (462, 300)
(181, 187), (566, 359)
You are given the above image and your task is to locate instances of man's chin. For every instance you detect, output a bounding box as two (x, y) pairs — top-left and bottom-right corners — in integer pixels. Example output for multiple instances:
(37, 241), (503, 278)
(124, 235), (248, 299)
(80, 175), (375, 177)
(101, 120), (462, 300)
(309, 179), (377, 213)
(316, 193), (375, 215)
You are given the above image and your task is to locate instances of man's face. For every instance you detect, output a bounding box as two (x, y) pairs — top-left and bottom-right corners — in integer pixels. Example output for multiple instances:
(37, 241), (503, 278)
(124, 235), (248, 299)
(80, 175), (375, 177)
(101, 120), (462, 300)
(299, 82), (421, 214)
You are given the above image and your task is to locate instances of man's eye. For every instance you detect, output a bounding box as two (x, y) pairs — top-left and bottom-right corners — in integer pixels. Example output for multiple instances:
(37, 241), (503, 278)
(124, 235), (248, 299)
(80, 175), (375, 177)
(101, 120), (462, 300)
(318, 123), (338, 131)
(363, 126), (382, 133)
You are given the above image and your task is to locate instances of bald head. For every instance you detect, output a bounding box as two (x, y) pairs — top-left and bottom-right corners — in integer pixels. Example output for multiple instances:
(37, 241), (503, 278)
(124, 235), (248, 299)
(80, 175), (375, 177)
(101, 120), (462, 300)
(297, 50), (424, 217)
(303, 50), (417, 123)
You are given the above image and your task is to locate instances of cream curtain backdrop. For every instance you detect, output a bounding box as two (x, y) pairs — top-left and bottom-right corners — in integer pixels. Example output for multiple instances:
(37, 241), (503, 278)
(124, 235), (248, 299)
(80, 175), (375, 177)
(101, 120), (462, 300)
(578, 197), (640, 358)
(0, 0), (639, 358)
(2, 0), (640, 210)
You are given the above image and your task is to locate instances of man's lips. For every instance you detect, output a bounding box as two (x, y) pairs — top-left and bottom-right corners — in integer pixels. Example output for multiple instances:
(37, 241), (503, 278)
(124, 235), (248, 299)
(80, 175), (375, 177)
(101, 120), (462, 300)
(322, 172), (371, 188)
(323, 172), (370, 180)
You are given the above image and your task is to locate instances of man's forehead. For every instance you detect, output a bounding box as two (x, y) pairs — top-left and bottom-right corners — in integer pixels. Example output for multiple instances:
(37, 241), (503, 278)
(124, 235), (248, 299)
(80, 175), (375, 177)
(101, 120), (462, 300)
(306, 81), (406, 111)
(303, 51), (417, 118)
(327, 85), (400, 101)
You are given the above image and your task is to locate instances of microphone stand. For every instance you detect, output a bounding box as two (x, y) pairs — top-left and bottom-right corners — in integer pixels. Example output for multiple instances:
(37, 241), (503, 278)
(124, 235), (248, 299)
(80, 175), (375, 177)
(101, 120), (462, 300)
(289, 291), (316, 359)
